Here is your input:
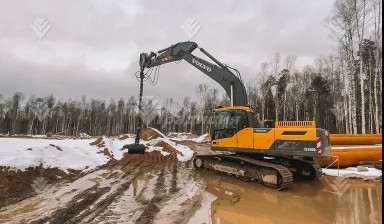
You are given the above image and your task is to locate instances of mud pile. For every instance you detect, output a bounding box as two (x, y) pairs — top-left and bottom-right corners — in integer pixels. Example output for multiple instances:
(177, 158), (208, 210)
(0, 167), (79, 208)
(117, 128), (186, 169)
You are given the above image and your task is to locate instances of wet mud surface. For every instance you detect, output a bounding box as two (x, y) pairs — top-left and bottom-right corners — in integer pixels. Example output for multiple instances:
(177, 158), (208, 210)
(0, 141), (382, 224)
(202, 172), (382, 224)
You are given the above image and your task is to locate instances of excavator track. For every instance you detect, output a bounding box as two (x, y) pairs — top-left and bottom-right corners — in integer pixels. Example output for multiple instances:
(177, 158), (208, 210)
(193, 155), (293, 190)
(250, 155), (323, 180)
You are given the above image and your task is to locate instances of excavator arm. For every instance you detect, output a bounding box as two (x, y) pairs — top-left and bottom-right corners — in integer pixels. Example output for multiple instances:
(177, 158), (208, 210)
(139, 41), (248, 106)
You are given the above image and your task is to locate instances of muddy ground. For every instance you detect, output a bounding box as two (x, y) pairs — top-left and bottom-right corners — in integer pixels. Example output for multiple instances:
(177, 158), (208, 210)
(0, 139), (382, 224)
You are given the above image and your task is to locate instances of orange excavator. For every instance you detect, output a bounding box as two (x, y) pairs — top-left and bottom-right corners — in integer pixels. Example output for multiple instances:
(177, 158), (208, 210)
(129, 41), (331, 190)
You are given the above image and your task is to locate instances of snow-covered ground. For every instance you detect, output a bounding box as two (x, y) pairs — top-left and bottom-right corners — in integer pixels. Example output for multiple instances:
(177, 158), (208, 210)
(0, 135), (194, 172)
(323, 167), (382, 179)
(0, 138), (108, 173)
(143, 136), (194, 161)
(167, 132), (211, 143)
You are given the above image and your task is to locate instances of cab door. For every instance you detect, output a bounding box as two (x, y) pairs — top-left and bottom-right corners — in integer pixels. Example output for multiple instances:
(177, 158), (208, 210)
(211, 110), (253, 149)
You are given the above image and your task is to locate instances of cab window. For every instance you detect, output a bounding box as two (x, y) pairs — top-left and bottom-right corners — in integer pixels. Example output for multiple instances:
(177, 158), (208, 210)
(212, 110), (249, 140)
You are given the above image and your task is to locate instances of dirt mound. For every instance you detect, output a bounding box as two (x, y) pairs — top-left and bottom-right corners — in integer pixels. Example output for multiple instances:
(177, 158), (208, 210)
(140, 128), (165, 141)
(90, 136), (103, 146)
(117, 151), (177, 170)
(89, 136), (107, 148)
(110, 129), (183, 169)
(118, 134), (130, 140)
(0, 166), (79, 208)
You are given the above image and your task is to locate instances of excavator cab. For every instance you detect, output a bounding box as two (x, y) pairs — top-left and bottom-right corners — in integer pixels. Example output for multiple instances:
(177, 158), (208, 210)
(212, 106), (260, 141)
(213, 109), (248, 140)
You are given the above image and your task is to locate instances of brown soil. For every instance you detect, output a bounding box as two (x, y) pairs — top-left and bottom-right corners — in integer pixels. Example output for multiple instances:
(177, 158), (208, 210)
(118, 134), (130, 140)
(102, 148), (113, 158)
(154, 141), (182, 156)
(0, 166), (79, 209)
(90, 137), (106, 148)
(49, 144), (63, 151)
(140, 128), (164, 141)
(117, 151), (177, 170)
(374, 160), (382, 170)
(90, 136), (103, 146)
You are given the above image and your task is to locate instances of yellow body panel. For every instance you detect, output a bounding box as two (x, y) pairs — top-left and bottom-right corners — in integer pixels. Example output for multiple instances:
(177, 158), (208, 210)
(211, 113), (321, 152)
(236, 128), (254, 148)
(212, 135), (238, 148)
(253, 129), (276, 150)
(213, 128), (254, 149)
(274, 128), (316, 141)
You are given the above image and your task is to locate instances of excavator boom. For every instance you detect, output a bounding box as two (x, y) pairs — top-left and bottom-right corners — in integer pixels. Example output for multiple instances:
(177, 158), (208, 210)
(140, 41), (248, 106)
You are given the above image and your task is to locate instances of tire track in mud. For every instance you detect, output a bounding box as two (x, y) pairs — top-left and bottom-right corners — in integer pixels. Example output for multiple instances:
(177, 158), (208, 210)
(145, 163), (205, 224)
(73, 171), (140, 223)
(87, 165), (155, 223)
(29, 185), (111, 224)
(169, 163), (179, 194)
(163, 164), (204, 224)
(135, 167), (167, 224)
(29, 164), (141, 224)
(168, 194), (203, 224)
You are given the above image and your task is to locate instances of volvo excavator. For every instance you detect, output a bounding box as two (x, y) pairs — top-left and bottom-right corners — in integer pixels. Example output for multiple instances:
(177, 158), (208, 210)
(131, 41), (331, 190)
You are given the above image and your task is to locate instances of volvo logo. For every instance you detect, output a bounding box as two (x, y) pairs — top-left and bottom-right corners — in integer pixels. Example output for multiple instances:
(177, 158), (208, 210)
(192, 59), (212, 72)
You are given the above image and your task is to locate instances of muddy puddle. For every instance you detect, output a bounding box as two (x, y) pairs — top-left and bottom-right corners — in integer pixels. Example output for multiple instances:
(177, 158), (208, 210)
(199, 172), (382, 224)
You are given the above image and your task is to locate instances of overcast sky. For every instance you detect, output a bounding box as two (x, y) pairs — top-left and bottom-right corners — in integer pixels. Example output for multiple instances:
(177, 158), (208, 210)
(0, 0), (336, 102)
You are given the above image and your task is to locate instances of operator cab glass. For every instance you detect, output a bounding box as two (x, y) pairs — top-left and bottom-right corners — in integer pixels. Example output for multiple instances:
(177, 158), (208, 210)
(212, 110), (250, 140)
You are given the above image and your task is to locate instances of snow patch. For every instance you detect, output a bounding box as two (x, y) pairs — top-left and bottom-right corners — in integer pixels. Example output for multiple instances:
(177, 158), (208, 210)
(192, 134), (210, 143)
(0, 132), (195, 172)
(0, 138), (108, 172)
(323, 167), (382, 179)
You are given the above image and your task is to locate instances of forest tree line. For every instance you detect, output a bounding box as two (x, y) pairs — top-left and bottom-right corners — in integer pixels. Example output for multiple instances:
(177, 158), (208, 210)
(0, 0), (381, 136)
